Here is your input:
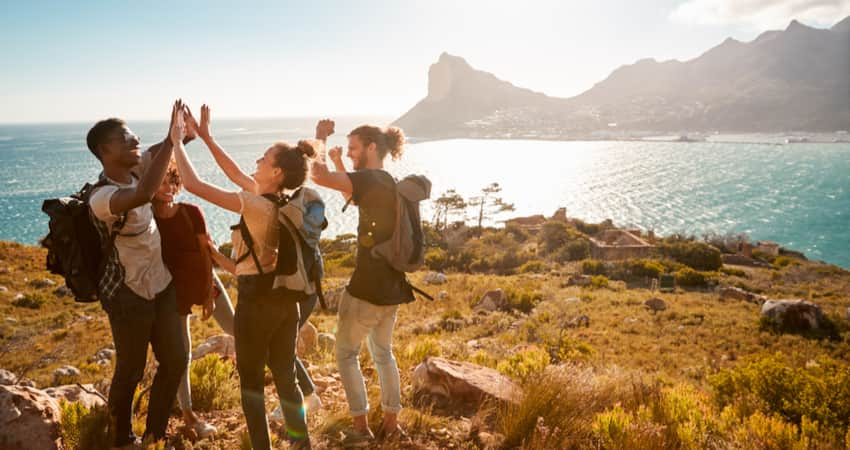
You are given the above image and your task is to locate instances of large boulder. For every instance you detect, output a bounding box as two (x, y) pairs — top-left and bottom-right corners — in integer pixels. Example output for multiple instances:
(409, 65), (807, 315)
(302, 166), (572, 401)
(644, 297), (667, 313)
(0, 385), (63, 450)
(193, 334), (236, 360)
(719, 286), (766, 305)
(761, 299), (825, 332)
(44, 384), (106, 410)
(297, 322), (318, 357)
(473, 289), (507, 313)
(412, 357), (521, 415)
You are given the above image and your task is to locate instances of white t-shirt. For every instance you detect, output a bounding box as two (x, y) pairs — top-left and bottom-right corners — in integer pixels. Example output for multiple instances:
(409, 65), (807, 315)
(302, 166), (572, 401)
(89, 176), (172, 300)
(231, 191), (279, 275)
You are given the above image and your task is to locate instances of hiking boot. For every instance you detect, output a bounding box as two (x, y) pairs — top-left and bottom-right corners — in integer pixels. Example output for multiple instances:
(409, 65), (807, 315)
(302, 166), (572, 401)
(377, 424), (408, 442)
(340, 428), (374, 448)
(269, 404), (285, 422)
(304, 393), (322, 412)
(192, 420), (217, 439)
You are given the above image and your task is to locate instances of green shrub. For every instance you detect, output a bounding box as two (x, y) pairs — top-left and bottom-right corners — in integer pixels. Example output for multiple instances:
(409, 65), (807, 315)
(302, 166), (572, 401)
(12, 292), (47, 309)
(659, 241), (723, 271)
(675, 268), (716, 287)
(403, 336), (441, 366)
(720, 266), (748, 278)
(189, 355), (239, 412)
(59, 400), (112, 450)
(518, 260), (546, 274)
(557, 239), (591, 262)
(581, 259), (607, 276)
(505, 287), (544, 313)
(627, 259), (665, 279)
(496, 347), (549, 380)
(550, 334), (595, 362)
(424, 247), (449, 271)
(590, 275), (609, 289)
(709, 354), (850, 438)
(593, 404), (633, 449)
(773, 256), (798, 269)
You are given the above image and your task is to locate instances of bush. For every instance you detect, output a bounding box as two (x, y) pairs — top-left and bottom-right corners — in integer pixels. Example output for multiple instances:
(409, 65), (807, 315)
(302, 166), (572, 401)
(557, 239), (591, 262)
(59, 401), (112, 450)
(773, 256), (798, 269)
(505, 287), (544, 313)
(627, 259), (665, 279)
(424, 248), (449, 271)
(189, 355), (239, 412)
(720, 266), (748, 278)
(549, 334), (595, 362)
(590, 275), (609, 289)
(581, 259), (607, 276)
(496, 347), (550, 380)
(709, 354), (850, 438)
(659, 241), (723, 271)
(675, 268), (716, 287)
(518, 260), (546, 274)
(12, 292), (47, 309)
(403, 336), (441, 366)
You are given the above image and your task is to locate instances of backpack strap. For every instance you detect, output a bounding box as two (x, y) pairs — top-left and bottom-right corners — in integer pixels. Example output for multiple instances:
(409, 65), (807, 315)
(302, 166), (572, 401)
(407, 279), (434, 301)
(230, 193), (282, 276)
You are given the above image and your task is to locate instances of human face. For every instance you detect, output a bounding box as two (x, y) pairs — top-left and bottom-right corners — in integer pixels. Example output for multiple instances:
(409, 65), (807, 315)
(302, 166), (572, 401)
(101, 125), (141, 167)
(253, 147), (283, 187)
(153, 175), (179, 205)
(347, 135), (367, 170)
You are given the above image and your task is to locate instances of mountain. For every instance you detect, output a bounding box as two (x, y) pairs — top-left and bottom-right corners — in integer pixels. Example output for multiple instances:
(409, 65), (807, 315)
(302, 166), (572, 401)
(394, 17), (850, 138)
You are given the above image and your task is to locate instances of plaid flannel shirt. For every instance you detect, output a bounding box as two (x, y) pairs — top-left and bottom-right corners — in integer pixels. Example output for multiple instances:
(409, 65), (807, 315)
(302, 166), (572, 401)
(89, 179), (127, 301)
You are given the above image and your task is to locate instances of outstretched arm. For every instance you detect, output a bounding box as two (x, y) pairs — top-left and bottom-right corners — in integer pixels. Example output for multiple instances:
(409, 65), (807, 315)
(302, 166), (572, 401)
(187, 104), (257, 193)
(171, 110), (242, 213)
(108, 101), (179, 214)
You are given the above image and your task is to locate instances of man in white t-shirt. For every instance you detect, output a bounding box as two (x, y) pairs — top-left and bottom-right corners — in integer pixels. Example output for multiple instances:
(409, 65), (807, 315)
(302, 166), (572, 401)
(86, 101), (188, 449)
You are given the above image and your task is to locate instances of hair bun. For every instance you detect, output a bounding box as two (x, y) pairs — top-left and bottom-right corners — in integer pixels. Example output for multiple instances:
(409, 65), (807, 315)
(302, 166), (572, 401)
(296, 140), (317, 158)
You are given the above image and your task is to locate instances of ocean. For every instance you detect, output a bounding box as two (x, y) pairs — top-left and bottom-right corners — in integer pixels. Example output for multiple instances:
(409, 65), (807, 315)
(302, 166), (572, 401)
(1, 119), (848, 268)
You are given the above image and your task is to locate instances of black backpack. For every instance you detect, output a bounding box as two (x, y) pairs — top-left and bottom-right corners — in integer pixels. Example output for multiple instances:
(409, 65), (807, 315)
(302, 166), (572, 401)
(41, 180), (126, 302)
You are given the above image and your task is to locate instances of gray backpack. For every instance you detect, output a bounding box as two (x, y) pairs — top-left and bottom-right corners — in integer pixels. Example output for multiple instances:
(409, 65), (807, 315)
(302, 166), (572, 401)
(370, 175), (431, 273)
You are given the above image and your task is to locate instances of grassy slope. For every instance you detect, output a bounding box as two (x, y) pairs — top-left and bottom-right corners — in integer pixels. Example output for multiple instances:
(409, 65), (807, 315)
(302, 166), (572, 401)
(2, 240), (849, 449)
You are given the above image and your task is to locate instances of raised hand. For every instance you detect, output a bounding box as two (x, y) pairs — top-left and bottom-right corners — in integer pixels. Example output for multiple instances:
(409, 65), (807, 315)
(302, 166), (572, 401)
(328, 145), (343, 162)
(169, 99), (186, 145)
(198, 104), (212, 140)
(315, 119), (335, 141)
(182, 105), (199, 144)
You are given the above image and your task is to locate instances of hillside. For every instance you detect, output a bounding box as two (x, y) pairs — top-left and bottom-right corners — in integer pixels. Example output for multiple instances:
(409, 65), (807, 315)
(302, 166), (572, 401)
(2, 219), (850, 449)
(394, 17), (850, 138)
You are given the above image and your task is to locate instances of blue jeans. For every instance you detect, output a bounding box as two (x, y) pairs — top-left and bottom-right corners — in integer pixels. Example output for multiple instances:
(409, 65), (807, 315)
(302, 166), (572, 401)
(335, 290), (402, 417)
(235, 274), (309, 450)
(101, 283), (187, 447)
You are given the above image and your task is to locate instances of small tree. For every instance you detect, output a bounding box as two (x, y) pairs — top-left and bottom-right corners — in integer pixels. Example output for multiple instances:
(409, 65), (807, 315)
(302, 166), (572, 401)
(468, 182), (515, 236)
(432, 189), (467, 231)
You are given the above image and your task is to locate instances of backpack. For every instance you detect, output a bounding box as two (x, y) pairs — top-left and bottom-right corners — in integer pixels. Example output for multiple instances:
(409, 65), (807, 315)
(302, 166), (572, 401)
(40, 180), (126, 302)
(370, 175), (431, 273)
(233, 189), (328, 308)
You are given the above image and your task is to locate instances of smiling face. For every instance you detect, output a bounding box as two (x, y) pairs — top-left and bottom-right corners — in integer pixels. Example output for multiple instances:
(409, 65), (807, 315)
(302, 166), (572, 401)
(347, 135), (371, 170)
(153, 163), (181, 205)
(100, 125), (141, 167)
(252, 146), (284, 189)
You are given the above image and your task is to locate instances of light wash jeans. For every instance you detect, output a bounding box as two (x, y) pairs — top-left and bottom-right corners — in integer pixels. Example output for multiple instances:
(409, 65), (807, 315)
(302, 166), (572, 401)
(177, 271), (236, 412)
(335, 289), (402, 417)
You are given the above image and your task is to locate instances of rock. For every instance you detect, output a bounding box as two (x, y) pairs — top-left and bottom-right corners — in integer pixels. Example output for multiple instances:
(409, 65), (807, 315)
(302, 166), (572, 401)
(52, 286), (71, 298)
(29, 279), (56, 289)
(297, 322), (318, 356)
(440, 318), (466, 332)
(5, 317), (17, 324)
(412, 357), (521, 415)
(719, 286), (766, 305)
(193, 334), (236, 360)
(0, 369), (16, 385)
(52, 365), (81, 386)
(438, 290), (449, 300)
(77, 314), (93, 322)
(90, 348), (115, 363)
(0, 385), (63, 450)
(564, 274), (591, 287)
(567, 314), (590, 328)
(19, 379), (37, 388)
(624, 317), (639, 323)
(44, 384), (106, 410)
(476, 431), (506, 449)
(761, 299), (825, 332)
(0, 285), (8, 292)
(473, 289), (507, 313)
(424, 272), (448, 285)
(13, 293), (24, 302)
(644, 297), (667, 313)
(317, 333), (336, 353)
(0, 267), (10, 275)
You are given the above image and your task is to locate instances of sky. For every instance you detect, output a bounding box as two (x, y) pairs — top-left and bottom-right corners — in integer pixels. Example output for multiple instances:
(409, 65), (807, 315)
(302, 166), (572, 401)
(1, 0), (848, 124)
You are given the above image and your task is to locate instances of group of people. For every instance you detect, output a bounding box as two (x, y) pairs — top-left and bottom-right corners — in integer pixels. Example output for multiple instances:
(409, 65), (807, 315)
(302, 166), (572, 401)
(86, 99), (414, 449)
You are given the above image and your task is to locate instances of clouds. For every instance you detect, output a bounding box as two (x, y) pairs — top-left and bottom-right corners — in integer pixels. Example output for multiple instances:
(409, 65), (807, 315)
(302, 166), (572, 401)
(670, 0), (850, 30)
